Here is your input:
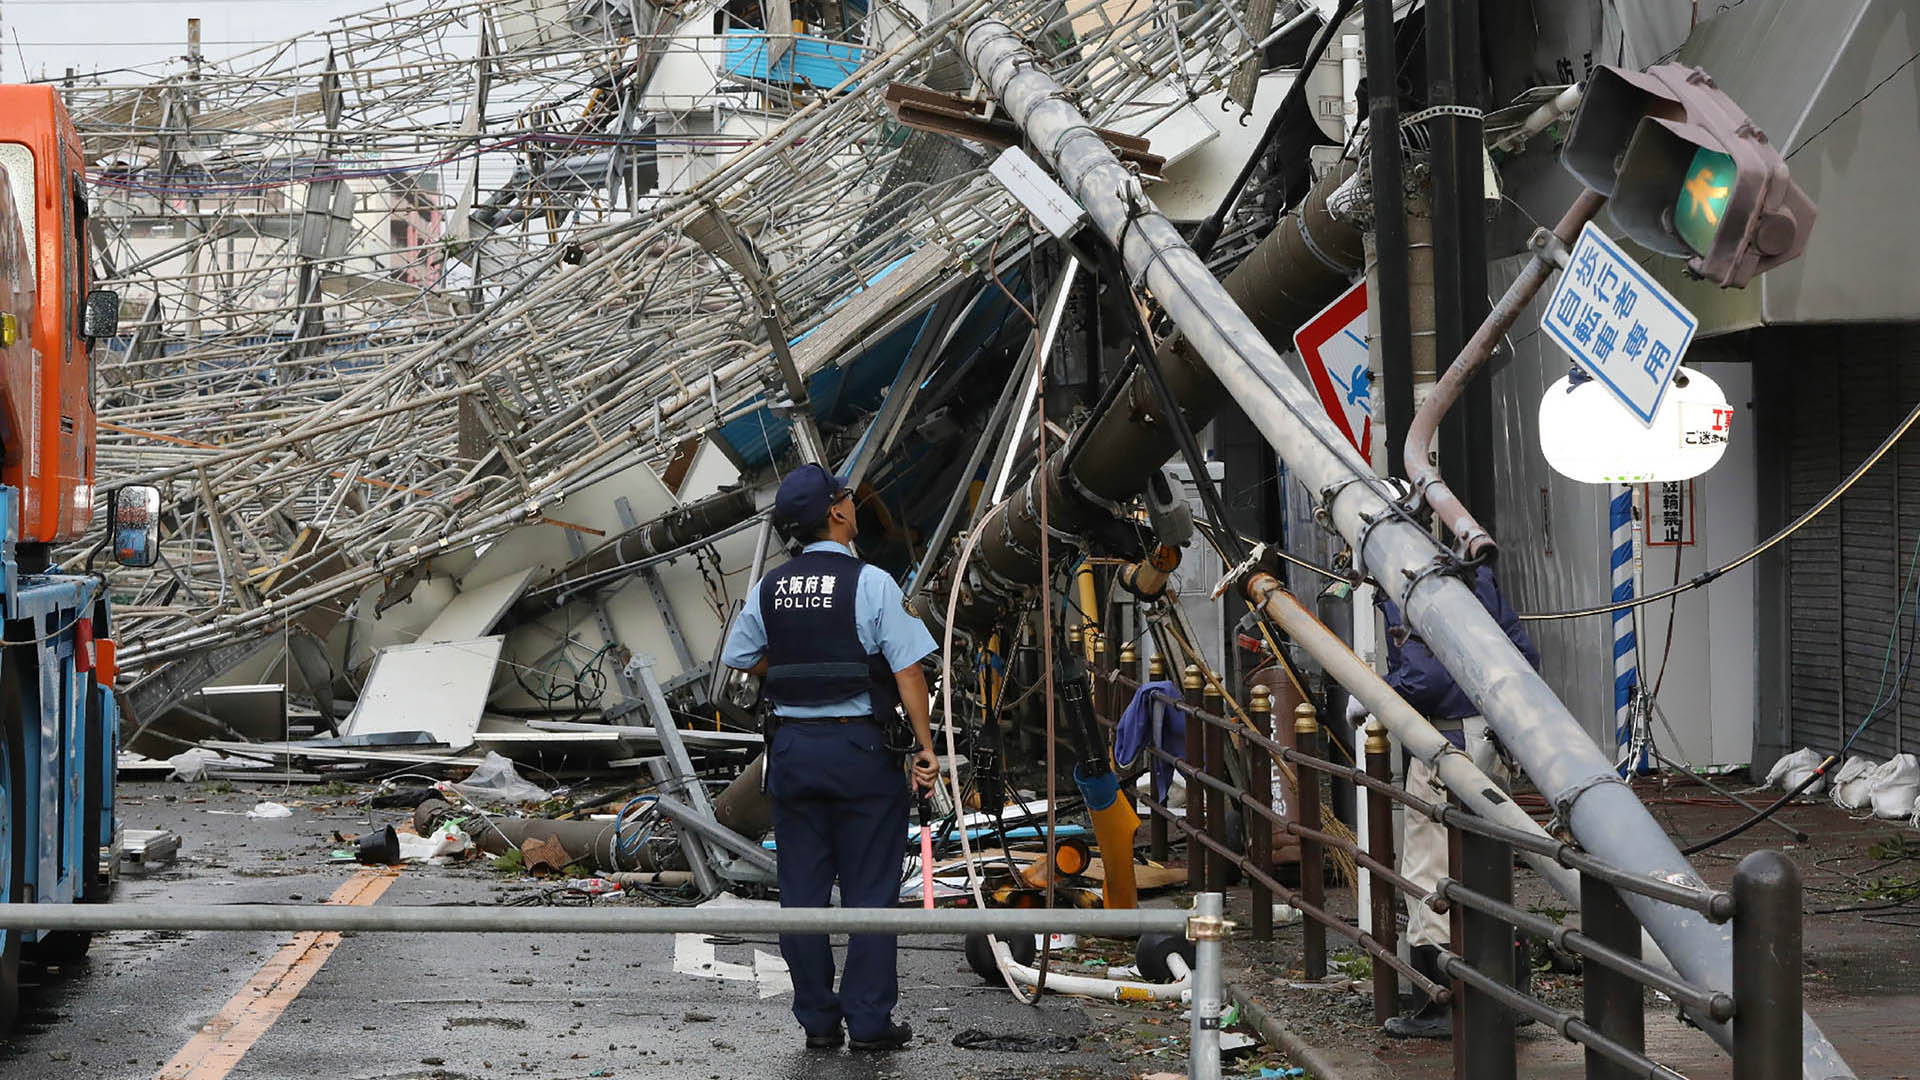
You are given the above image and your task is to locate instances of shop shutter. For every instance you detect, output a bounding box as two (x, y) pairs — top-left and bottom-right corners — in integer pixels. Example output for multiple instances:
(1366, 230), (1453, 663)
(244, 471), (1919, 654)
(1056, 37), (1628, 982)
(1784, 325), (1920, 760)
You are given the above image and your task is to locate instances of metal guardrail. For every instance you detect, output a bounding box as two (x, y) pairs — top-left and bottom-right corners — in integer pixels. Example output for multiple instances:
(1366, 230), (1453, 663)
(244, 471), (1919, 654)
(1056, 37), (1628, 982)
(0, 898), (1227, 1076)
(1095, 657), (1805, 1080)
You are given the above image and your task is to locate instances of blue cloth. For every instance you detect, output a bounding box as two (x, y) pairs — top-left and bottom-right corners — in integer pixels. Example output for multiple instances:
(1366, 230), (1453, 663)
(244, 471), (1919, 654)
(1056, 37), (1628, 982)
(722, 540), (937, 717)
(772, 463), (849, 533)
(1378, 566), (1540, 722)
(1113, 680), (1184, 802)
(766, 719), (910, 1041)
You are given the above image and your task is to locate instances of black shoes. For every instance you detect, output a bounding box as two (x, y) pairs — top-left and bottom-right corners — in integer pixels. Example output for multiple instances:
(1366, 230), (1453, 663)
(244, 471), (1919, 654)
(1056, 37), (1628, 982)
(804, 1026), (844, 1050)
(1384, 1004), (1454, 1040)
(849, 1021), (913, 1052)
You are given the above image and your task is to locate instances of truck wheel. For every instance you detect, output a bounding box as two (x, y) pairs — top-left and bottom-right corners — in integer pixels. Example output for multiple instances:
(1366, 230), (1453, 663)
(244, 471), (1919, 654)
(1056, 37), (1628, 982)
(0, 648), (26, 1027)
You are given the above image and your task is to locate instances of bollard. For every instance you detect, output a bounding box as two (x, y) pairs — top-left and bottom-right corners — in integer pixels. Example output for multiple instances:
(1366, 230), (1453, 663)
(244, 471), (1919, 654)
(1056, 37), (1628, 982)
(1364, 719), (1398, 1025)
(1202, 676), (1230, 891)
(1581, 872), (1645, 1080)
(1183, 663), (1208, 893)
(1248, 686), (1274, 941)
(1732, 850), (1801, 1080)
(1146, 652), (1169, 863)
(1295, 701), (1325, 980)
(1187, 891), (1230, 1080)
(1455, 827), (1517, 1080)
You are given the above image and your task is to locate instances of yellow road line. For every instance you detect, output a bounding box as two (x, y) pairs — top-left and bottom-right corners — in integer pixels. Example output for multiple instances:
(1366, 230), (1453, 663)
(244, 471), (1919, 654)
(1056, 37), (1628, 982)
(158, 867), (401, 1080)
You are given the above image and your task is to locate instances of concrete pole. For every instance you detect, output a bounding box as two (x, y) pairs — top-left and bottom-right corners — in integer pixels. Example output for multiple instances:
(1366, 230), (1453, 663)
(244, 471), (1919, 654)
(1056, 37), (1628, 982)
(957, 20), (1850, 1076)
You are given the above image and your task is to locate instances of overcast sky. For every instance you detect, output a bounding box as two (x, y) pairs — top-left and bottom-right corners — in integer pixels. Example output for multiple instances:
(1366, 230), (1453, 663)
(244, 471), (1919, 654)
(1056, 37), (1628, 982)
(3, 0), (374, 84)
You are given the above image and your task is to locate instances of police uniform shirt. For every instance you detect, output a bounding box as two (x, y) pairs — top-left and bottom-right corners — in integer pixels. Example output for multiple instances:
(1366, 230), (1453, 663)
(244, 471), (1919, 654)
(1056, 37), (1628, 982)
(721, 540), (938, 717)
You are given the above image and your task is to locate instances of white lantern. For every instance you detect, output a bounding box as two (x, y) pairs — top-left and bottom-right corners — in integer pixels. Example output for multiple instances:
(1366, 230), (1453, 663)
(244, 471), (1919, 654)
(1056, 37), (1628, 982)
(1538, 366), (1732, 484)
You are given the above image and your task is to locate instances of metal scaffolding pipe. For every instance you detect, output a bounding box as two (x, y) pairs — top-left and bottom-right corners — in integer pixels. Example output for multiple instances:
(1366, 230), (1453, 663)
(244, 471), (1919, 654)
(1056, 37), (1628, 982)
(510, 486), (760, 619)
(915, 138), (1360, 630)
(958, 20), (1849, 1076)
(0, 902), (1191, 937)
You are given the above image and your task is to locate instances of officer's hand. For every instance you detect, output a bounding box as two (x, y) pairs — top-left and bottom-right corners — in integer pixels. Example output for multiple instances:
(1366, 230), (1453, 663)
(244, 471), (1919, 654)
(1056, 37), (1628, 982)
(908, 747), (940, 792)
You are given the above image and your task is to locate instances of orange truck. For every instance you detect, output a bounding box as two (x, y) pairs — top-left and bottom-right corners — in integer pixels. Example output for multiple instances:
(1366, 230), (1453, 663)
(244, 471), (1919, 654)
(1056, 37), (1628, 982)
(0, 84), (160, 1025)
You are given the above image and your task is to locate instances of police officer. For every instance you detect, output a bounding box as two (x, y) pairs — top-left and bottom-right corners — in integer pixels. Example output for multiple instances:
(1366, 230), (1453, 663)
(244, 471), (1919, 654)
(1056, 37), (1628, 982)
(721, 463), (940, 1053)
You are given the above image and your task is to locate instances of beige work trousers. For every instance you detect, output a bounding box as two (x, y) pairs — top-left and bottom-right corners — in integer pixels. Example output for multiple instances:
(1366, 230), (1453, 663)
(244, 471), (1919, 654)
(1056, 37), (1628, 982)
(1402, 716), (1509, 948)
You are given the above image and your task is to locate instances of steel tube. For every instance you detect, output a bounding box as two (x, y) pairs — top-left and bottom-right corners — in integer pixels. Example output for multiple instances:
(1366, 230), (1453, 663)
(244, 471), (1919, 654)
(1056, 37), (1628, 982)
(1144, 791), (1448, 1004)
(0, 902), (1188, 937)
(1404, 192), (1604, 557)
(1437, 877), (1731, 1022)
(1189, 891), (1225, 1080)
(961, 23), (1846, 1072)
(1436, 948), (1688, 1080)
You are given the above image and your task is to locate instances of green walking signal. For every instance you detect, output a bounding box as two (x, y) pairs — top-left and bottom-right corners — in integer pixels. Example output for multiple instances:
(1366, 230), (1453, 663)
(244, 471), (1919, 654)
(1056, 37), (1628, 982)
(1561, 64), (1814, 288)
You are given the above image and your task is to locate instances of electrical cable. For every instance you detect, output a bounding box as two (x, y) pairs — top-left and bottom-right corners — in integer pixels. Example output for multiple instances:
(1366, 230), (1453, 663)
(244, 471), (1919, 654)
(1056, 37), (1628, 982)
(1522, 394), (1920, 622)
(938, 521), (1039, 1005)
(1680, 758), (1834, 857)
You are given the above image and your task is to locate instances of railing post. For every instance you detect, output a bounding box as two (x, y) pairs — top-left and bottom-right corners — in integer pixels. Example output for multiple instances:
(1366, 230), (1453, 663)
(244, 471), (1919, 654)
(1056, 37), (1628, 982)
(1295, 701), (1326, 980)
(1732, 850), (1802, 1080)
(1182, 663), (1208, 893)
(1364, 718), (1397, 1026)
(1202, 676), (1230, 891)
(1453, 826), (1516, 1080)
(1146, 652), (1169, 864)
(1581, 872), (1645, 1080)
(1248, 686), (1274, 941)
(1187, 891), (1229, 1080)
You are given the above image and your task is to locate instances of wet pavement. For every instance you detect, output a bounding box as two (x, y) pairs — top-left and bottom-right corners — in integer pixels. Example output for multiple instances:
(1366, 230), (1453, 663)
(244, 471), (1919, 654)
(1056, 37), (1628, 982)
(0, 781), (1211, 1080)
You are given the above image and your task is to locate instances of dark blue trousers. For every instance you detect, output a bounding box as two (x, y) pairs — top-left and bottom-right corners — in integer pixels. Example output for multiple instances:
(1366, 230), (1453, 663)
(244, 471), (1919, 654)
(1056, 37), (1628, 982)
(767, 720), (909, 1041)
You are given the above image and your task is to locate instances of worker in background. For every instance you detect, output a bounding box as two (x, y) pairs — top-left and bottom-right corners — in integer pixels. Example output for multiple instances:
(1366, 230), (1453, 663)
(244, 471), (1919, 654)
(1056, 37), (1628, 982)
(1364, 565), (1539, 1040)
(721, 463), (941, 1053)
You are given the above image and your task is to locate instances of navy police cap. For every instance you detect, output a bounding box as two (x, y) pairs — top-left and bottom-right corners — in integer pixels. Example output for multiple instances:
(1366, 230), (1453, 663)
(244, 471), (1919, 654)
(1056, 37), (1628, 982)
(773, 463), (849, 530)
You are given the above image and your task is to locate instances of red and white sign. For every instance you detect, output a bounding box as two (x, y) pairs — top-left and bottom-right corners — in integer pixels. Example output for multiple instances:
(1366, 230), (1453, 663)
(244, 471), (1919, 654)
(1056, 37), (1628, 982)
(1644, 479), (1695, 547)
(1293, 280), (1373, 462)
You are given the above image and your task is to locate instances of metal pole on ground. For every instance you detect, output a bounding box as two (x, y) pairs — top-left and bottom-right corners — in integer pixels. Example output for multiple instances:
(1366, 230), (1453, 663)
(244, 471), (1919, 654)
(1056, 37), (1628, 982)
(1188, 891), (1227, 1080)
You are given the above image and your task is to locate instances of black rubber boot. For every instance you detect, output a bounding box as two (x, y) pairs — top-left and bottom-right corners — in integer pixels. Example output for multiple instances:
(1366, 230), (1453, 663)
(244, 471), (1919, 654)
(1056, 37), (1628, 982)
(1384, 945), (1453, 1040)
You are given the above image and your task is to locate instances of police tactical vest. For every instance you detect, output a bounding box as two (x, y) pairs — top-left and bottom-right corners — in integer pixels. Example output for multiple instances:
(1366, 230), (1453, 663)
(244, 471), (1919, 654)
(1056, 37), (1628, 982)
(759, 549), (901, 718)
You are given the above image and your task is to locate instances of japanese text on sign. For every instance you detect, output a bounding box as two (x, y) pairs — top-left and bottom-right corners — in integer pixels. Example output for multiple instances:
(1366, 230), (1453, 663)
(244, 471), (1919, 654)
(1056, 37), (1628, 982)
(1542, 223), (1698, 426)
(1645, 480), (1694, 547)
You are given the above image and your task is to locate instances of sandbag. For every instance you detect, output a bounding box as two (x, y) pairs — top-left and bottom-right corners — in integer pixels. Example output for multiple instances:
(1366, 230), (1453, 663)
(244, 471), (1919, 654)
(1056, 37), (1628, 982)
(1831, 756), (1881, 811)
(1763, 747), (1828, 796)
(1871, 754), (1920, 820)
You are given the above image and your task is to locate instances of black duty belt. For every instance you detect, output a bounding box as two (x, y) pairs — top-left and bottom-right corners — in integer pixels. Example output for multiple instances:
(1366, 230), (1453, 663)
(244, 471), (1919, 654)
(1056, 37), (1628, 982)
(778, 715), (876, 725)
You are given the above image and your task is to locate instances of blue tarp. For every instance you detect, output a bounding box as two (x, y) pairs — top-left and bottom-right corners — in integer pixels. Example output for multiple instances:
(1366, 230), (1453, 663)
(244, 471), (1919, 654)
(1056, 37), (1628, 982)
(721, 30), (867, 88)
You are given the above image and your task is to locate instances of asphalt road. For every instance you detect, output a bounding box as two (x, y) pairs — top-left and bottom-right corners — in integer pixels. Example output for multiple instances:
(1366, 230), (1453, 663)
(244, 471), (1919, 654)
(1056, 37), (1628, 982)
(0, 782), (1188, 1080)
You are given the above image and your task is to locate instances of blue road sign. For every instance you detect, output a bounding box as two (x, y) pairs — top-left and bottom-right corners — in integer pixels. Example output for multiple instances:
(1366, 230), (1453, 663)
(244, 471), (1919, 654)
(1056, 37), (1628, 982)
(1542, 223), (1698, 426)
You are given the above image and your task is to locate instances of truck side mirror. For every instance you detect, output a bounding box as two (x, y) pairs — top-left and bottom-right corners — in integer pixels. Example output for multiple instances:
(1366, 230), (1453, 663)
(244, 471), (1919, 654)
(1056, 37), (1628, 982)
(107, 485), (160, 568)
(82, 289), (119, 340)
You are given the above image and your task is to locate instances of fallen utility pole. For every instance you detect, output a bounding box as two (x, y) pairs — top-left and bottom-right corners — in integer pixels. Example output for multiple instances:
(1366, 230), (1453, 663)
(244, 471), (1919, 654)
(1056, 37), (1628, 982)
(957, 19), (1850, 1076)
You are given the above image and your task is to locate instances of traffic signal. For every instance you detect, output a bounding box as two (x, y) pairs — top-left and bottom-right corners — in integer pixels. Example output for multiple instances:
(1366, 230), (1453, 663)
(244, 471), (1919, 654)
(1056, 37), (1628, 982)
(1561, 64), (1815, 288)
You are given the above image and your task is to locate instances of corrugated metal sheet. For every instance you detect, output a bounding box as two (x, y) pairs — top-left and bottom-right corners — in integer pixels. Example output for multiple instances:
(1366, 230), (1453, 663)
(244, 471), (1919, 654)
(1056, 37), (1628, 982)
(1782, 324), (1920, 759)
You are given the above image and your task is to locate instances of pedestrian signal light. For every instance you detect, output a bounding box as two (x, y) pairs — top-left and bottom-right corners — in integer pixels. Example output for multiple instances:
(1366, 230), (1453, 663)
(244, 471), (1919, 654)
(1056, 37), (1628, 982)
(1561, 63), (1815, 288)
